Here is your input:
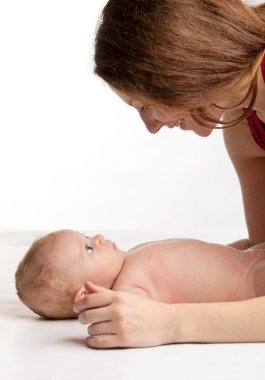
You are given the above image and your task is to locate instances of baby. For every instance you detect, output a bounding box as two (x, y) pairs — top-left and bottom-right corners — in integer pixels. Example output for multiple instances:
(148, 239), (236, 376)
(15, 229), (265, 319)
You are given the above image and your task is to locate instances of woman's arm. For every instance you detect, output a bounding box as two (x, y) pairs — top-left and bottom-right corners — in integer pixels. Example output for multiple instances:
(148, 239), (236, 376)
(175, 296), (265, 343)
(222, 111), (265, 246)
(74, 282), (265, 348)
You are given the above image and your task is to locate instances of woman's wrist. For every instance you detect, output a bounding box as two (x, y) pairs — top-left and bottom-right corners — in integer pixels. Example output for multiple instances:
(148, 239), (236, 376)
(163, 303), (196, 343)
(167, 297), (265, 343)
(167, 302), (233, 343)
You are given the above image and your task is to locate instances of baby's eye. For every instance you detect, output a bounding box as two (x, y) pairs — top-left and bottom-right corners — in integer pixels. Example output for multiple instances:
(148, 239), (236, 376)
(86, 245), (94, 255)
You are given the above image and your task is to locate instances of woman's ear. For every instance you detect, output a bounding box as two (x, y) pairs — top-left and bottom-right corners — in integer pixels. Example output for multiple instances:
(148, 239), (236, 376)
(74, 286), (87, 302)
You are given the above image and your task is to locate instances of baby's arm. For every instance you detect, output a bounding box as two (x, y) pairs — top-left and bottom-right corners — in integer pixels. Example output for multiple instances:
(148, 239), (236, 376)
(228, 239), (265, 250)
(228, 238), (250, 249)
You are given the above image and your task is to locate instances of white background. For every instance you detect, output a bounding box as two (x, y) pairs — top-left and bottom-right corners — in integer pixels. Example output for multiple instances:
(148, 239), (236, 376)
(0, 0), (263, 242)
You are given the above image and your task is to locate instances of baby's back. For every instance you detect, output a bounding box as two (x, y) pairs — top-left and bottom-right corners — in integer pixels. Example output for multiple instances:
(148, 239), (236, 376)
(113, 239), (265, 303)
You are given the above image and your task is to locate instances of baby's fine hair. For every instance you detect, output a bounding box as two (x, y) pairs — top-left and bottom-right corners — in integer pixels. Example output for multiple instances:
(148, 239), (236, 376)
(15, 233), (76, 319)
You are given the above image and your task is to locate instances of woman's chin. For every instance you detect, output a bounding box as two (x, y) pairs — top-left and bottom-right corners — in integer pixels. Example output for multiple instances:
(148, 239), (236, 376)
(180, 123), (213, 137)
(194, 128), (213, 137)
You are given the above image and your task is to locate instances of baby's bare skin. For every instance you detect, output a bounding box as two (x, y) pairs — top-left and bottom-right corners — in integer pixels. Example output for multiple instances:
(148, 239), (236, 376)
(113, 239), (265, 303)
(24, 231), (265, 321)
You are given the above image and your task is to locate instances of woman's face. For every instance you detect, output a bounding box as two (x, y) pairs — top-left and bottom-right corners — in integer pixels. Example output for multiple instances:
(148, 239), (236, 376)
(112, 88), (223, 137)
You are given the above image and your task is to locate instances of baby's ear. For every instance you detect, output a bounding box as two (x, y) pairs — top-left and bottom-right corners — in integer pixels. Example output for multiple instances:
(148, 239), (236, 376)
(74, 286), (88, 302)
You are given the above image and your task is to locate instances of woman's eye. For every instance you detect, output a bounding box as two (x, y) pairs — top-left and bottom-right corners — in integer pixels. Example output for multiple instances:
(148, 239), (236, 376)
(86, 245), (94, 255)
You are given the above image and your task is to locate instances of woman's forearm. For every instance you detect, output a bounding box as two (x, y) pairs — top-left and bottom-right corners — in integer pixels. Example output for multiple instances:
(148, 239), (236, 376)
(75, 283), (265, 348)
(172, 296), (265, 343)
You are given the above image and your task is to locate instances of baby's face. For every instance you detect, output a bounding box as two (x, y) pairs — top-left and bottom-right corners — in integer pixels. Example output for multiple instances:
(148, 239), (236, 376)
(50, 230), (125, 290)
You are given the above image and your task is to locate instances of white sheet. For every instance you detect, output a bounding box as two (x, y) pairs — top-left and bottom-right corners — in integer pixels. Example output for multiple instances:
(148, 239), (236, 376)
(1, 231), (265, 380)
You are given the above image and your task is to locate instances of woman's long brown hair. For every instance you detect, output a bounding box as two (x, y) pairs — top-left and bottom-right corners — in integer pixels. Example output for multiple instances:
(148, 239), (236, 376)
(94, 0), (265, 127)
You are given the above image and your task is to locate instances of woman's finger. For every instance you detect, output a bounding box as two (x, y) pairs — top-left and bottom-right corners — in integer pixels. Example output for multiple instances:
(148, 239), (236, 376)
(73, 291), (112, 313)
(86, 334), (123, 349)
(76, 287), (175, 348)
(78, 306), (112, 325)
(87, 320), (116, 336)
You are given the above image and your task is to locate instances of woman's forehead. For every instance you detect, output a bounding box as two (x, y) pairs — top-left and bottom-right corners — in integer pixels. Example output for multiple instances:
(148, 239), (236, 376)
(111, 86), (184, 110)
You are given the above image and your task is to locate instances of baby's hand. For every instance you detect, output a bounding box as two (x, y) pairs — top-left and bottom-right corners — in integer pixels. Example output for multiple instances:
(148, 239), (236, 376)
(73, 281), (174, 348)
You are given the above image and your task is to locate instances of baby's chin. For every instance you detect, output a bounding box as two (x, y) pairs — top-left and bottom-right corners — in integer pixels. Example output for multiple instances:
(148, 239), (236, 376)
(116, 247), (126, 255)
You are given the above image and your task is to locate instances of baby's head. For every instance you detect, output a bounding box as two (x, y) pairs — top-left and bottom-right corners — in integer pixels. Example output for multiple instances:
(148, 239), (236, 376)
(15, 229), (124, 319)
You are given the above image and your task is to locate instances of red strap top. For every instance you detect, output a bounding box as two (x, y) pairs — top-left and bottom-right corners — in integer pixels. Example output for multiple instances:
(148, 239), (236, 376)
(244, 54), (265, 150)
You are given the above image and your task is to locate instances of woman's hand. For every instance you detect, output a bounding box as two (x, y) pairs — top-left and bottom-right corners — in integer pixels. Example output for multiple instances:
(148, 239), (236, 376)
(73, 281), (177, 348)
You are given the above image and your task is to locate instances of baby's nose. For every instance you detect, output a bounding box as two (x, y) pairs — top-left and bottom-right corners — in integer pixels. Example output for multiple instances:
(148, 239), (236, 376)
(93, 234), (105, 244)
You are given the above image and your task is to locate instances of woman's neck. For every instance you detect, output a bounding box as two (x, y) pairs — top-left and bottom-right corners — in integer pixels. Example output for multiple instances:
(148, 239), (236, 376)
(253, 66), (265, 113)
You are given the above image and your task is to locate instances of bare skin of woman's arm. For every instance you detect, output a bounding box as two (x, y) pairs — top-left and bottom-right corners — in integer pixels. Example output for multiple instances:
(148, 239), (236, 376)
(170, 297), (265, 343)
(223, 109), (265, 246)
(75, 281), (265, 348)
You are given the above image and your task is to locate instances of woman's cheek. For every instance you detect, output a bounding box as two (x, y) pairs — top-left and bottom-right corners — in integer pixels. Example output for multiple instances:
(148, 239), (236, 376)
(150, 108), (179, 122)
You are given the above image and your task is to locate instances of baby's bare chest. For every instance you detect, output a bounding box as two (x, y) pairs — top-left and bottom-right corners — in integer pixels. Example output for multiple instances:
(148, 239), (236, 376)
(114, 243), (264, 303)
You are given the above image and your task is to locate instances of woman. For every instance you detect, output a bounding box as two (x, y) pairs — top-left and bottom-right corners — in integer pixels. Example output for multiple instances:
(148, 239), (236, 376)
(74, 0), (265, 348)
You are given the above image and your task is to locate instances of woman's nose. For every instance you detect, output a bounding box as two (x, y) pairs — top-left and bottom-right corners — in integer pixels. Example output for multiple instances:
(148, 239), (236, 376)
(139, 110), (162, 134)
(144, 121), (163, 134)
(93, 234), (105, 244)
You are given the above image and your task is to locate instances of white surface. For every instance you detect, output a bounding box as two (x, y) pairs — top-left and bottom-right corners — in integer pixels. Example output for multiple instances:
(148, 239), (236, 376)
(1, 231), (265, 380)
